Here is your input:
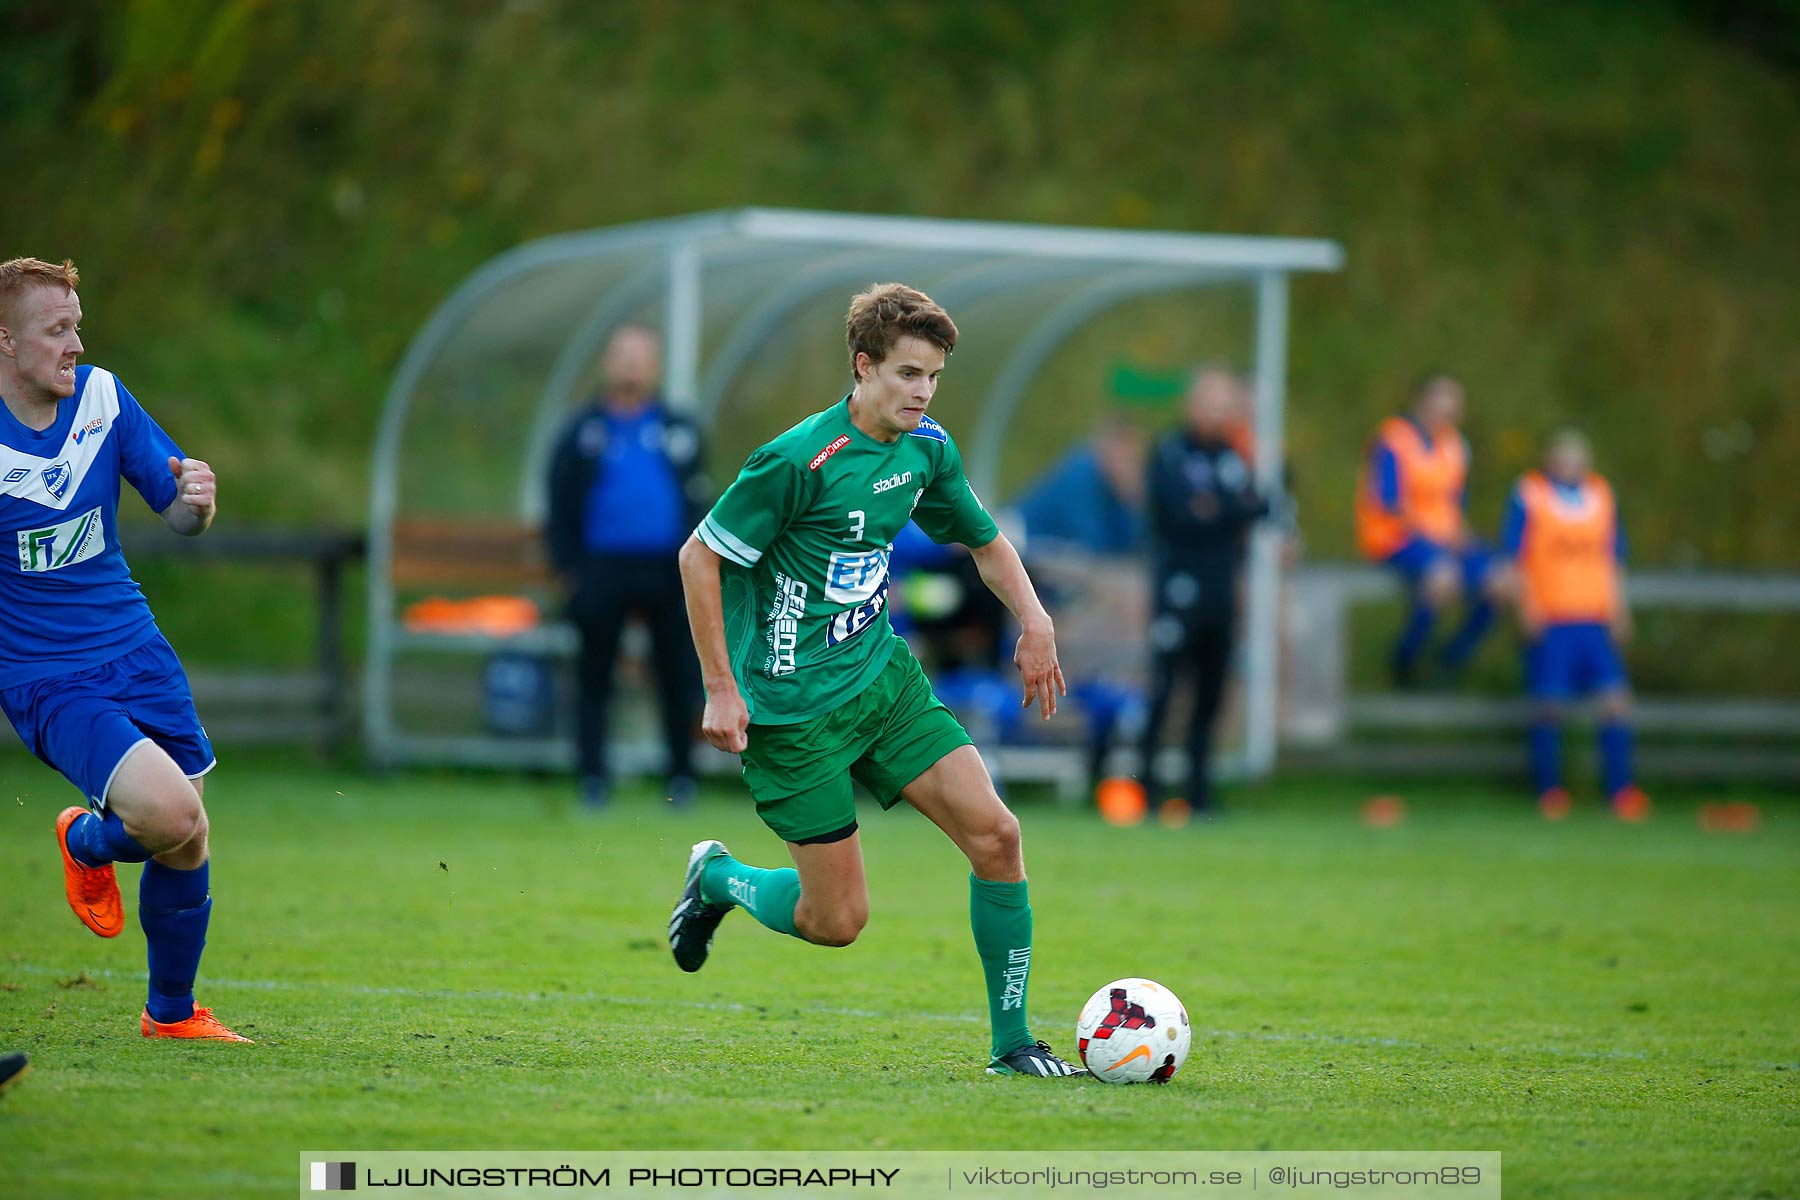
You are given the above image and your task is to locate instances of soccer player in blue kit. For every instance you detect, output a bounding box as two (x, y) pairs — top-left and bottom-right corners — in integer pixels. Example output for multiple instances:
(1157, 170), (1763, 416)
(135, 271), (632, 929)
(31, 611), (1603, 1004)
(0, 257), (249, 1042)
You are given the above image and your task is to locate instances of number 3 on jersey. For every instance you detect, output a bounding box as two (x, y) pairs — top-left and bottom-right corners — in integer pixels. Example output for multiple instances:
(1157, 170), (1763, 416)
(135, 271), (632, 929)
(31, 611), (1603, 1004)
(826, 511), (888, 648)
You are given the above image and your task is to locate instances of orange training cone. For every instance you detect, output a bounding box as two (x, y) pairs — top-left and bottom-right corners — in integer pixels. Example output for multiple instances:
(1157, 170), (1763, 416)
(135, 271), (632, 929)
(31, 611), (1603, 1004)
(1096, 777), (1148, 827)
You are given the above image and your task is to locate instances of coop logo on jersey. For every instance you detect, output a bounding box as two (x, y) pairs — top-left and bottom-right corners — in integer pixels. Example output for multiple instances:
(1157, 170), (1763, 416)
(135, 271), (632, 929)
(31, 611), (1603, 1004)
(40, 461), (72, 501)
(808, 435), (851, 471)
(765, 573), (808, 677)
(17, 506), (105, 573)
(872, 470), (913, 495)
(823, 547), (889, 604)
(72, 417), (104, 445)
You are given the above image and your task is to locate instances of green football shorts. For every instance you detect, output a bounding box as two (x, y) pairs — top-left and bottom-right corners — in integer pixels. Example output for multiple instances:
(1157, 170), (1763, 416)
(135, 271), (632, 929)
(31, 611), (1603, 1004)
(739, 636), (973, 843)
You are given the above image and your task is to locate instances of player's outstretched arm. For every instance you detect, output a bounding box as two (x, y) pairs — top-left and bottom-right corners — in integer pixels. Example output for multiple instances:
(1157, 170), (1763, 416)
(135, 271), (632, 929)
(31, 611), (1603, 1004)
(160, 456), (215, 536)
(677, 534), (750, 753)
(967, 533), (1065, 721)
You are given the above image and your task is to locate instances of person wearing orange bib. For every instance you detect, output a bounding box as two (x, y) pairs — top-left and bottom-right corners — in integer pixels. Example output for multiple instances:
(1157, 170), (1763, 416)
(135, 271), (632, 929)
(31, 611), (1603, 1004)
(1499, 430), (1648, 822)
(1355, 374), (1499, 685)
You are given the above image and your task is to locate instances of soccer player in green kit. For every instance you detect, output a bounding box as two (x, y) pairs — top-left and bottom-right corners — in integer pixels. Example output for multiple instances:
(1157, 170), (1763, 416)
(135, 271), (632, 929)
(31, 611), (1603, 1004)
(670, 283), (1079, 1077)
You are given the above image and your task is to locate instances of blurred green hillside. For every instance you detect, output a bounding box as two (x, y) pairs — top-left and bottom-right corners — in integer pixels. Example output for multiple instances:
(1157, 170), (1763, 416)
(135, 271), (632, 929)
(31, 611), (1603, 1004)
(5, 0), (1796, 568)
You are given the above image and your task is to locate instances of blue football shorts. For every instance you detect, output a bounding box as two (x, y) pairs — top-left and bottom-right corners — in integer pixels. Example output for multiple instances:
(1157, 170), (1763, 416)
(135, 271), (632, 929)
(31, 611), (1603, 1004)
(1386, 535), (1493, 593)
(1, 633), (214, 810)
(1525, 622), (1628, 701)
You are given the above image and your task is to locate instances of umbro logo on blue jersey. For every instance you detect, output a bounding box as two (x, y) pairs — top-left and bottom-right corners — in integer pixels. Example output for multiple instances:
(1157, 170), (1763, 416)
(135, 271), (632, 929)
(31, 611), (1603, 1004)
(41, 461), (72, 501)
(2, 468), (27, 484)
(73, 418), (103, 445)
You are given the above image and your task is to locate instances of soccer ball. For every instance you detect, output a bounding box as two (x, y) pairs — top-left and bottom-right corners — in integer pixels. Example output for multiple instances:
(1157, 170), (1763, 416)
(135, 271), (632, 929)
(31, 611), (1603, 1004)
(1075, 978), (1191, 1083)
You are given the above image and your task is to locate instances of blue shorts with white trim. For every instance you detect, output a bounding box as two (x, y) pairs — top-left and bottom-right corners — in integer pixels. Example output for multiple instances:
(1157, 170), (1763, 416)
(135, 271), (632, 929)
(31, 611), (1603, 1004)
(1, 633), (214, 809)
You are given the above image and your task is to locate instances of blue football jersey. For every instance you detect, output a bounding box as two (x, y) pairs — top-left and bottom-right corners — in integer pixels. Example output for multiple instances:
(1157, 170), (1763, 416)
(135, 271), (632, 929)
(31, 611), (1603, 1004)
(0, 365), (184, 687)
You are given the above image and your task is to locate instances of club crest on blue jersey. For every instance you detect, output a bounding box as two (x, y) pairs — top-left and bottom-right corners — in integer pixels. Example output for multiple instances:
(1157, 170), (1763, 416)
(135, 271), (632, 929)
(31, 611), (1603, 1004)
(41, 461), (72, 500)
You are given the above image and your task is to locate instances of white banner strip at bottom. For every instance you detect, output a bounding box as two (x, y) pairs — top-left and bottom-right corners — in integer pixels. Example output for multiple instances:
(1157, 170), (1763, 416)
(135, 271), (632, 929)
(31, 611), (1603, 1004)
(299, 1150), (1501, 1199)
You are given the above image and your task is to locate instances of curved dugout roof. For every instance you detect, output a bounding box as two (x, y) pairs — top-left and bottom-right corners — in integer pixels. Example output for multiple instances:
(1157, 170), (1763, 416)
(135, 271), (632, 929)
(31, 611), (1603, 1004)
(365, 207), (1343, 770)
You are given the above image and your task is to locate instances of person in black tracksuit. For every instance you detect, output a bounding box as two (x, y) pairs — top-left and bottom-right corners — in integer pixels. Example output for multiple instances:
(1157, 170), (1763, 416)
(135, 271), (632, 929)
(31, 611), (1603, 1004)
(546, 325), (708, 809)
(1139, 366), (1270, 816)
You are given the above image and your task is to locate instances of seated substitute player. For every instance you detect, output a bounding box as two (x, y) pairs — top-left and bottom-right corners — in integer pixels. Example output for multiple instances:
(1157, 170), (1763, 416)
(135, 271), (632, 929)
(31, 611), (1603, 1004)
(1355, 373), (1501, 685)
(1499, 429), (1648, 822)
(0, 257), (248, 1042)
(669, 283), (1079, 1078)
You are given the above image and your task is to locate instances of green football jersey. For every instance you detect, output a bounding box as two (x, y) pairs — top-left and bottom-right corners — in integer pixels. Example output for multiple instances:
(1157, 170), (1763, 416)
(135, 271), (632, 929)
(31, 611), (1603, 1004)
(695, 396), (999, 725)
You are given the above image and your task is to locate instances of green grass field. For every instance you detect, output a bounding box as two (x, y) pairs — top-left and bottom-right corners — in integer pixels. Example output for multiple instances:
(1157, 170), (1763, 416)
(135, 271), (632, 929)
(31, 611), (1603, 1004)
(1, 756), (1794, 1199)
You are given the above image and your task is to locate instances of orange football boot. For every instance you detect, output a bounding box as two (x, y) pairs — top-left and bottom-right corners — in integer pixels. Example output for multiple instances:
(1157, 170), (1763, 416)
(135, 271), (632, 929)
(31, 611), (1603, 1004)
(1537, 788), (1572, 821)
(140, 1006), (253, 1043)
(1611, 785), (1652, 823)
(55, 807), (123, 938)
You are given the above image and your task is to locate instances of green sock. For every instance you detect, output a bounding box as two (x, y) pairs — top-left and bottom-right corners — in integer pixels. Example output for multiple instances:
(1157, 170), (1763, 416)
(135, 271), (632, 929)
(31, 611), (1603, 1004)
(970, 873), (1034, 1058)
(702, 854), (801, 939)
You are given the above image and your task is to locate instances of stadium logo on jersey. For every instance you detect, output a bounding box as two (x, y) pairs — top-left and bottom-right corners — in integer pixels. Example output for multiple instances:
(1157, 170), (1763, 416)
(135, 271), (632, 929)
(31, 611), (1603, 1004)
(2, 468), (27, 484)
(823, 547), (889, 604)
(765, 574), (808, 677)
(17, 506), (105, 573)
(872, 470), (913, 495)
(808, 435), (852, 471)
(72, 417), (104, 445)
(908, 415), (948, 444)
(40, 461), (72, 501)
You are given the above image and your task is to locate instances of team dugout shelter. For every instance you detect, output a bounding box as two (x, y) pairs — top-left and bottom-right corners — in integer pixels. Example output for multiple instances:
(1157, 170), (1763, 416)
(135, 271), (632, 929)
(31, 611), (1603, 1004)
(365, 209), (1343, 780)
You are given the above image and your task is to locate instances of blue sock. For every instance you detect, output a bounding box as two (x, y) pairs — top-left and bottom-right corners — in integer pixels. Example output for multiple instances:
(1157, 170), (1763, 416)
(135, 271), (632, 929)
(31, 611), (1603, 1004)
(1600, 722), (1634, 798)
(1393, 602), (1438, 673)
(1530, 721), (1562, 794)
(66, 810), (154, 868)
(701, 854), (801, 939)
(1441, 599), (1496, 668)
(140, 859), (211, 1025)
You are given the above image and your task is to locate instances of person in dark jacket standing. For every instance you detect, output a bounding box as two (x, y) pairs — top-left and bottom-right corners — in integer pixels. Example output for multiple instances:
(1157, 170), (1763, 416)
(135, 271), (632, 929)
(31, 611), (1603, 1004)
(546, 325), (706, 809)
(1139, 366), (1270, 821)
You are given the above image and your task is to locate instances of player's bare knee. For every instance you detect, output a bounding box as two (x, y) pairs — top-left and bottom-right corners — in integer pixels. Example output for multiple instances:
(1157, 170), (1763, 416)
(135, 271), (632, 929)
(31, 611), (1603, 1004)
(147, 788), (205, 851)
(1424, 573), (1461, 609)
(1598, 691), (1633, 722)
(1533, 700), (1565, 725)
(967, 810), (1022, 878)
(178, 806), (210, 857)
(809, 907), (866, 948)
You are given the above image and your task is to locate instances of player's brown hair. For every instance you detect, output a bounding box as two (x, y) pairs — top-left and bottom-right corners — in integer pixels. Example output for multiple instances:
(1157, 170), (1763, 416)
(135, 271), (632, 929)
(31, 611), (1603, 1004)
(845, 283), (958, 381)
(0, 258), (80, 326)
